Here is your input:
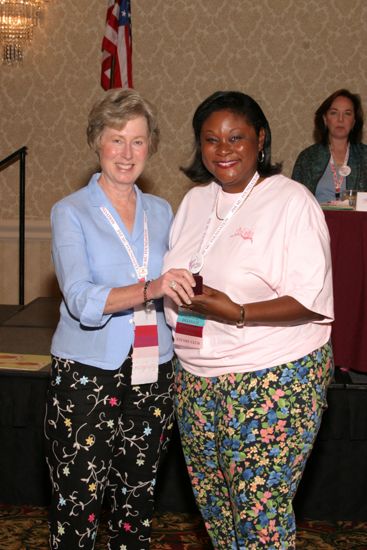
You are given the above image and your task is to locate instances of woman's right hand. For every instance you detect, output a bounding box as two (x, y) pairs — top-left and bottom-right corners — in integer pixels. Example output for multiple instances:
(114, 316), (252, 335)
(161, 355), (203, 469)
(149, 269), (195, 306)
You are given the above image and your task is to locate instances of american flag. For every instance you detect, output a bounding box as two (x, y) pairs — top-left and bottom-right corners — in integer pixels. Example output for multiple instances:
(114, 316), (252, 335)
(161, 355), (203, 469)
(101, 0), (133, 90)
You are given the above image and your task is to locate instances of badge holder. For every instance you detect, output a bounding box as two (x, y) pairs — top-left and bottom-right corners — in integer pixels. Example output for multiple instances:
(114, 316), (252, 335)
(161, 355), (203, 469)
(174, 309), (206, 349)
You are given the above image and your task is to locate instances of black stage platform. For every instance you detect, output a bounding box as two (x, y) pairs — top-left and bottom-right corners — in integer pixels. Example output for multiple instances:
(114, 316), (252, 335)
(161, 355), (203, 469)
(0, 298), (367, 520)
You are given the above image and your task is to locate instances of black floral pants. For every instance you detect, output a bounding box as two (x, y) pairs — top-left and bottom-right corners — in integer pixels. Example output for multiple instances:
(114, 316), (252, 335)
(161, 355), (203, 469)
(44, 353), (175, 550)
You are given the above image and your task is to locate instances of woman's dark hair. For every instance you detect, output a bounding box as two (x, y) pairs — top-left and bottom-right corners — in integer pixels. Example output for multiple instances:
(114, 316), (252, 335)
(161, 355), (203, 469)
(314, 89), (364, 145)
(181, 91), (282, 182)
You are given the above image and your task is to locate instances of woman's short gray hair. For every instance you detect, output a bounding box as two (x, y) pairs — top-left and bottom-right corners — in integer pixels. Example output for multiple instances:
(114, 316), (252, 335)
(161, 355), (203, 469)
(87, 88), (160, 155)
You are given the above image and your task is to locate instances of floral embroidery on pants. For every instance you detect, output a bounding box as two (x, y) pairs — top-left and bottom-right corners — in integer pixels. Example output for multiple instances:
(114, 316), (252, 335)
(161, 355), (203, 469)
(45, 354), (175, 550)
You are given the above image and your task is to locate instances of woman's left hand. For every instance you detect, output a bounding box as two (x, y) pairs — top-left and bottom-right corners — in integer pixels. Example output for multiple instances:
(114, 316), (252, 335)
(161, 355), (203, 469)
(183, 285), (241, 324)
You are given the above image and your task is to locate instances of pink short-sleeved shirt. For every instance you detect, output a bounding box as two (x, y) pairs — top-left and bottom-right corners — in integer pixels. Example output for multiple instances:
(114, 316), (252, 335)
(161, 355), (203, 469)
(163, 175), (334, 376)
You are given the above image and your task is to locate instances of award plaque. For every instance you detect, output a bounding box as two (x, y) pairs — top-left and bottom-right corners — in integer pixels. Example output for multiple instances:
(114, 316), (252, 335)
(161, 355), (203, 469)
(193, 274), (203, 295)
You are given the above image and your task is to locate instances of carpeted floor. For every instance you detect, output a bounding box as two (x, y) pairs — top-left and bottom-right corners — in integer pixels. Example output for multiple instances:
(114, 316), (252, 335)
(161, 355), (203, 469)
(1, 505), (367, 549)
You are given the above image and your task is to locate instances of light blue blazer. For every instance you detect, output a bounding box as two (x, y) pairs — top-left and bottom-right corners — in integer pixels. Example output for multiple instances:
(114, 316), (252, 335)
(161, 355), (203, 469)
(51, 173), (174, 370)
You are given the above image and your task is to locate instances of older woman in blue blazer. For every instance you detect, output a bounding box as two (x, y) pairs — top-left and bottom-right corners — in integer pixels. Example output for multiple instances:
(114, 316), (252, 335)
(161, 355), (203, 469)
(44, 88), (194, 550)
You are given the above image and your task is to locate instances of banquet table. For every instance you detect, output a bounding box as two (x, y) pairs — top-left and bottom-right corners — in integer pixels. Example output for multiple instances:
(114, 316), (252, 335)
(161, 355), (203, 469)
(323, 210), (367, 373)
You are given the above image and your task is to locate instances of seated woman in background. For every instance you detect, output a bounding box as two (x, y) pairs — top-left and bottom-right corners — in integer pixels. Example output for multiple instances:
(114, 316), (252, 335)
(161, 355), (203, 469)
(292, 89), (367, 203)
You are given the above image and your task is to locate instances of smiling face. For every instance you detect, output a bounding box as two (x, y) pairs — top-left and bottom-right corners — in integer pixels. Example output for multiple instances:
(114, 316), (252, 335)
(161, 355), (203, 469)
(98, 116), (150, 190)
(200, 109), (265, 193)
(323, 96), (355, 141)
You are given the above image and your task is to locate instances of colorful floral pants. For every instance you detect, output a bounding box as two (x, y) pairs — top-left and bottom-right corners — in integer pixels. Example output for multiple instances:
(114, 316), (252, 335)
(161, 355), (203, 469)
(44, 353), (175, 550)
(175, 342), (333, 550)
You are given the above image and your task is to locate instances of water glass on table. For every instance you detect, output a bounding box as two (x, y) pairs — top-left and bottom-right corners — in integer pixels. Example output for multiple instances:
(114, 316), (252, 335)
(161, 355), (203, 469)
(341, 189), (357, 209)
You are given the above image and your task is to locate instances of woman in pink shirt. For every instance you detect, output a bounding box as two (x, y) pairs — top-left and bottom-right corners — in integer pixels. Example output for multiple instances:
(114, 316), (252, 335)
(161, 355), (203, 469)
(163, 91), (334, 549)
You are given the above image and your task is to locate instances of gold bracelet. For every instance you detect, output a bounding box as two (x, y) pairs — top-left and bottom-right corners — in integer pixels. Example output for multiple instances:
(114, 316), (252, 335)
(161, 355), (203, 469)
(236, 304), (246, 328)
(143, 280), (153, 306)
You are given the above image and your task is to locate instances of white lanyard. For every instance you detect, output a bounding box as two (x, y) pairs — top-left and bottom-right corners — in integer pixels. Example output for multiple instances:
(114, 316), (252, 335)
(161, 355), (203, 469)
(100, 206), (149, 281)
(189, 172), (260, 273)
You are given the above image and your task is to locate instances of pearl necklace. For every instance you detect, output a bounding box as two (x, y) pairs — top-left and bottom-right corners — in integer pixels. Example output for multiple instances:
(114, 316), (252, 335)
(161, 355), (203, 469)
(215, 192), (225, 221)
(215, 181), (257, 221)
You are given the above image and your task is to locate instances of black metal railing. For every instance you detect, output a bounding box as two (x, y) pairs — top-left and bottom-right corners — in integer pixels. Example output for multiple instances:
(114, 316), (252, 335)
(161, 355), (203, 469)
(0, 146), (27, 305)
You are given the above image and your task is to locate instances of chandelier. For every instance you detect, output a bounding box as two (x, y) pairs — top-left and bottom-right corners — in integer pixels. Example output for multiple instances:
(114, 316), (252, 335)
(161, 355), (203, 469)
(0, 0), (48, 64)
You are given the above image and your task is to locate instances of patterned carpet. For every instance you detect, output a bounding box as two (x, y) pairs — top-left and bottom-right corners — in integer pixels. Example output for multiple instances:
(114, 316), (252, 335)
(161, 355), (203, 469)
(1, 505), (367, 549)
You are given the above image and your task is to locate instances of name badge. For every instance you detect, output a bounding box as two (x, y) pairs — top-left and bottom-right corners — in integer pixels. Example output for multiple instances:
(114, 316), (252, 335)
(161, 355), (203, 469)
(132, 304), (159, 384)
(174, 308), (206, 349)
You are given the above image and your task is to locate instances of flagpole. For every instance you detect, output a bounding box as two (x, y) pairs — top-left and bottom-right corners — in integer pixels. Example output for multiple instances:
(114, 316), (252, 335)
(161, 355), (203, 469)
(110, 54), (116, 89)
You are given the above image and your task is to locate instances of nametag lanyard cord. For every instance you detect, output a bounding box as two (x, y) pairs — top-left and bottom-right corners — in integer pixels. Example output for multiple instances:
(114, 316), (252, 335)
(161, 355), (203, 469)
(100, 206), (149, 282)
(100, 205), (159, 385)
(189, 171), (260, 273)
(329, 144), (350, 197)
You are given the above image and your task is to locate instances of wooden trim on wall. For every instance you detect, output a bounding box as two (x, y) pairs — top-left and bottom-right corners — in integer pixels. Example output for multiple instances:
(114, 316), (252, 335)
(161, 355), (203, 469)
(0, 219), (51, 241)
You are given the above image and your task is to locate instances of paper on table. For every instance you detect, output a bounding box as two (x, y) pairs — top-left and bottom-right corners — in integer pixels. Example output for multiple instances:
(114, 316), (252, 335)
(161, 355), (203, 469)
(0, 352), (50, 371)
(356, 192), (367, 211)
